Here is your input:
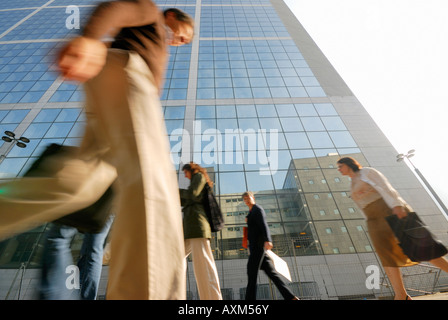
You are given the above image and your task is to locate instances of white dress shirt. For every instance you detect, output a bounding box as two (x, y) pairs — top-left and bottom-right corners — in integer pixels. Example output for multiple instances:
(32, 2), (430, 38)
(351, 167), (407, 210)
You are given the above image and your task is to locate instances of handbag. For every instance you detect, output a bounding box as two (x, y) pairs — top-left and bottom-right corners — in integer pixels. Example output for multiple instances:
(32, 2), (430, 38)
(202, 183), (225, 232)
(385, 212), (448, 262)
(242, 226), (248, 248)
(23, 143), (114, 234)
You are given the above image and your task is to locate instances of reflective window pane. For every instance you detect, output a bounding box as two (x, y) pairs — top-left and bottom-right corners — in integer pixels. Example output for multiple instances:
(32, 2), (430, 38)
(67, 122), (85, 138)
(280, 117), (303, 132)
(259, 118), (282, 131)
(165, 106), (185, 120)
(216, 105), (236, 118)
(196, 119), (216, 133)
(218, 151), (244, 172)
(219, 172), (247, 194)
(301, 117), (325, 131)
(0, 157), (28, 178)
(165, 120), (184, 134)
(196, 105), (215, 119)
(236, 105), (257, 118)
(23, 123), (51, 138)
(238, 118), (259, 131)
(321, 117), (347, 131)
(307, 132), (334, 148)
(314, 103), (337, 116)
(34, 109), (60, 122)
(55, 108), (81, 122)
(329, 131), (357, 148)
(285, 132), (311, 149)
(44, 122), (74, 138)
(2, 109), (29, 123)
(7, 138), (38, 157)
(245, 171), (274, 192)
(295, 104), (317, 116)
(217, 118), (238, 132)
(256, 104), (277, 117)
(275, 104), (297, 117)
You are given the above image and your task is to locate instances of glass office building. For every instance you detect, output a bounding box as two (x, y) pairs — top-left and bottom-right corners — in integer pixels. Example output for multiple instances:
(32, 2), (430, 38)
(1, 0), (448, 300)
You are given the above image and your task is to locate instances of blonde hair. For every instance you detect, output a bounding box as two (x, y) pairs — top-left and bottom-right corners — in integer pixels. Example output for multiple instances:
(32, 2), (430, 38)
(242, 191), (254, 199)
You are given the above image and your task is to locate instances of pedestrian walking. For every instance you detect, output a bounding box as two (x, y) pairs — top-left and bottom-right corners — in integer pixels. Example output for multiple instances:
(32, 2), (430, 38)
(337, 157), (448, 300)
(0, 1), (194, 299)
(242, 191), (298, 300)
(180, 162), (222, 300)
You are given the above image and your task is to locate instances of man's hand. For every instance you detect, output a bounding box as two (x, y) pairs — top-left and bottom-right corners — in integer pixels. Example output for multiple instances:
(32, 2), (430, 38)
(58, 36), (107, 82)
(264, 241), (273, 250)
(392, 206), (408, 219)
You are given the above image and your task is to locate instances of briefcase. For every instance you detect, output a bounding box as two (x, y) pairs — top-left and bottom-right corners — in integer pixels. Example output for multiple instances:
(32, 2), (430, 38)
(24, 143), (114, 233)
(385, 212), (447, 262)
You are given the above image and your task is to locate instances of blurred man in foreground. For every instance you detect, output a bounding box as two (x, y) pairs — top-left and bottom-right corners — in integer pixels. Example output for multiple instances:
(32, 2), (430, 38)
(0, 1), (194, 299)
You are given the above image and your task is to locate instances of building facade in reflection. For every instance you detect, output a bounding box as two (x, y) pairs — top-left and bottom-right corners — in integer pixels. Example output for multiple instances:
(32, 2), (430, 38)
(1, 0), (448, 300)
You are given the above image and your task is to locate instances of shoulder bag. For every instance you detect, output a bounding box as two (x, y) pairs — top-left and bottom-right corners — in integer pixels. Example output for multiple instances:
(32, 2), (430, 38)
(202, 183), (225, 232)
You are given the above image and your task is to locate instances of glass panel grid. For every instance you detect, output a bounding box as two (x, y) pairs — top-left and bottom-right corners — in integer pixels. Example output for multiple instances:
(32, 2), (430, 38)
(197, 40), (325, 99)
(0, 1), (379, 301)
(0, 42), (59, 103)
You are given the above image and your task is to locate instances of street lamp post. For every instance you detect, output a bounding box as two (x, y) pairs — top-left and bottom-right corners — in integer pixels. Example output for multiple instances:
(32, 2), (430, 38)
(0, 130), (30, 299)
(0, 130), (30, 162)
(397, 149), (448, 218)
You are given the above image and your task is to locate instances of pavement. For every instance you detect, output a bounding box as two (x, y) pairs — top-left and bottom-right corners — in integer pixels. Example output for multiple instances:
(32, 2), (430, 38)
(412, 292), (448, 300)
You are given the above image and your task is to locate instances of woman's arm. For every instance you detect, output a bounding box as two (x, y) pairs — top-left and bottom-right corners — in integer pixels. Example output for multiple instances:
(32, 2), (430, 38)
(82, 0), (160, 40)
(362, 168), (408, 218)
(179, 173), (206, 201)
(58, 0), (160, 82)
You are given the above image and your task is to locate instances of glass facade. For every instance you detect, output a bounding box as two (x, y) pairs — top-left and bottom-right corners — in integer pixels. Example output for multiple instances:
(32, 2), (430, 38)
(1, 0), (446, 300)
(158, 1), (369, 265)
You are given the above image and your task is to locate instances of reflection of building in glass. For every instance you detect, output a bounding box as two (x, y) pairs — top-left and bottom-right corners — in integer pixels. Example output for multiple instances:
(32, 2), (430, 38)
(283, 154), (373, 255)
(1, 0), (448, 300)
(214, 153), (372, 263)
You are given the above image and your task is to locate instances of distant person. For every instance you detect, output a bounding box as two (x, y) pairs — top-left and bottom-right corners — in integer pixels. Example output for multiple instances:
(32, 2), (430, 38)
(0, 1), (194, 299)
(337, 157), (448, 300)
(180, 162), (222, 300)
(242, 191), (298, 300)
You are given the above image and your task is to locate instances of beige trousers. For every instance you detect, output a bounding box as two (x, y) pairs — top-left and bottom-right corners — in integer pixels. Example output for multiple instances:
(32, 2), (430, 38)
(0, 50), (186, 299)
(185, 238), (222, 300)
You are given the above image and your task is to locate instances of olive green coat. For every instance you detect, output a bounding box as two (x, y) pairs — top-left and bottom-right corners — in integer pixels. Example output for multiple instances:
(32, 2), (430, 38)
(179, 172), (211, 239)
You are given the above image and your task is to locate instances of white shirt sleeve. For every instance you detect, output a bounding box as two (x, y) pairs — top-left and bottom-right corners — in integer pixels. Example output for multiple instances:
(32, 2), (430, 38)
(360, 167), (406, 209)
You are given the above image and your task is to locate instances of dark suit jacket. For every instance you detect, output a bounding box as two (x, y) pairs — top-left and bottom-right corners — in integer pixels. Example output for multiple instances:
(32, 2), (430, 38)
(246, 204), (272, 250)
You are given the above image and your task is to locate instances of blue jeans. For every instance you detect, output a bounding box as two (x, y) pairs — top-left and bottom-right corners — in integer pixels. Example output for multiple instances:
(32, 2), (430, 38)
(39, 215), (113, 300)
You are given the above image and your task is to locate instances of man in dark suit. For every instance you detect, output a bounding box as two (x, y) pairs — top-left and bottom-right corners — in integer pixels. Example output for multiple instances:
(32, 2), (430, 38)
(242, 191), (298, 300)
